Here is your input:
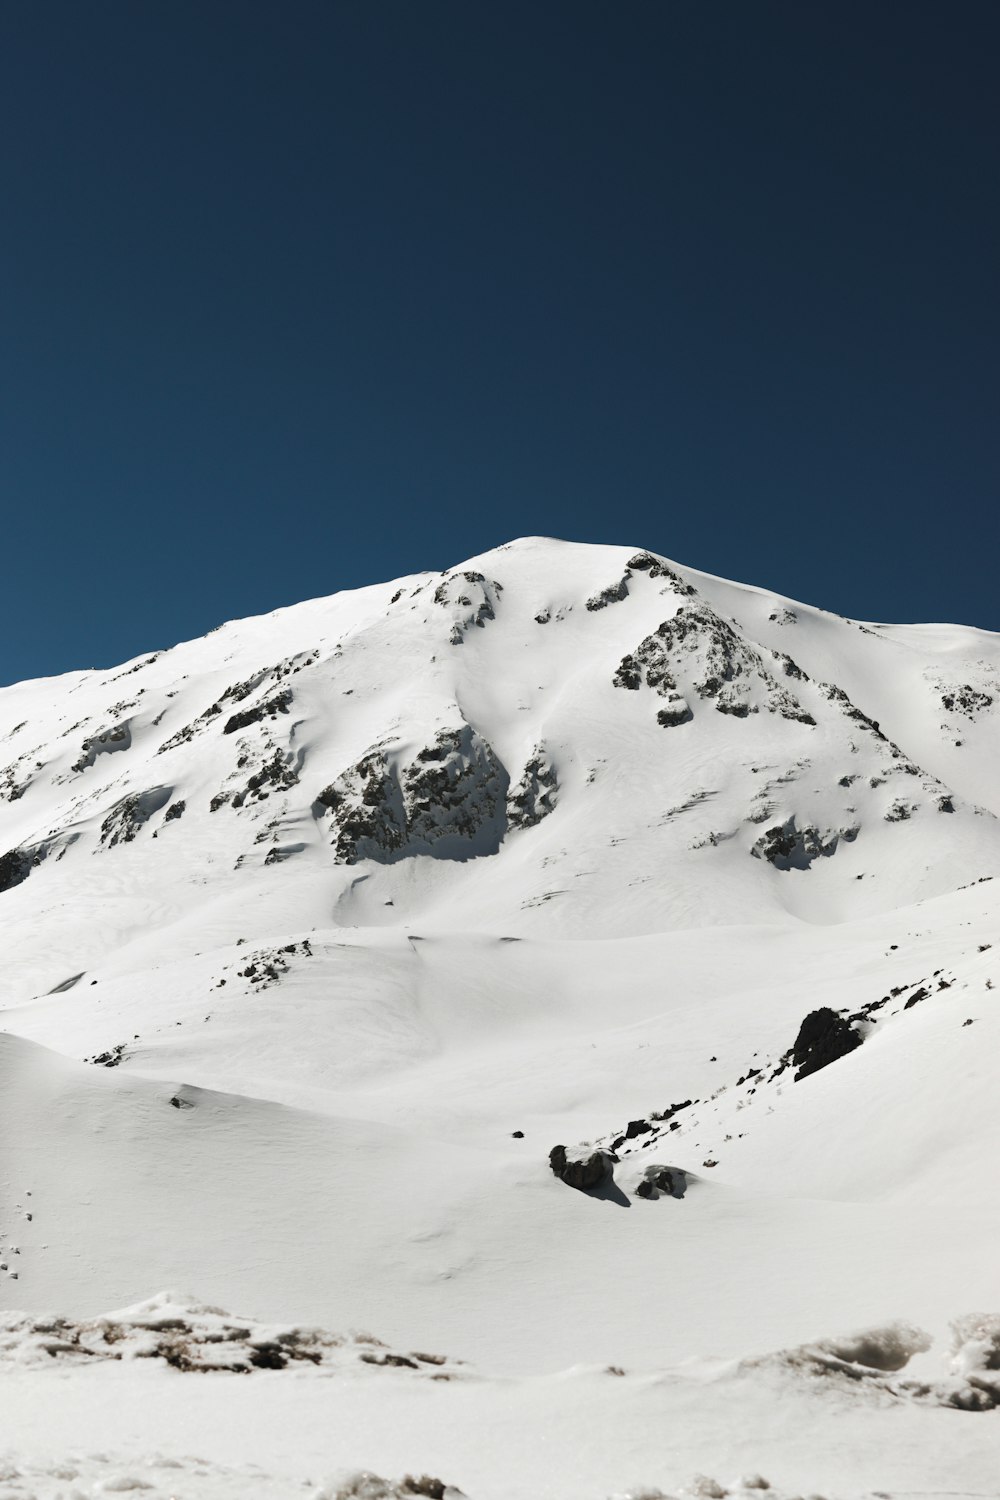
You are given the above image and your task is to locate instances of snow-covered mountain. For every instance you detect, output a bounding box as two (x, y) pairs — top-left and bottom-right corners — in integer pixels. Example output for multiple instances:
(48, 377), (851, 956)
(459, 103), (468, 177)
(2, 538), (999, 1500)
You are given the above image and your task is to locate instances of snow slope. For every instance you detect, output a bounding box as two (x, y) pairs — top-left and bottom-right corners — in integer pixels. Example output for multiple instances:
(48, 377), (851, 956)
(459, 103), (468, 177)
(1, 538), (999, 1497)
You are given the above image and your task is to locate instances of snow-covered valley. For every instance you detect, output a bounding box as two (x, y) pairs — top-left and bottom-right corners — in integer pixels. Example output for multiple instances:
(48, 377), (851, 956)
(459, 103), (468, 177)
(2, 537), (999, 1498)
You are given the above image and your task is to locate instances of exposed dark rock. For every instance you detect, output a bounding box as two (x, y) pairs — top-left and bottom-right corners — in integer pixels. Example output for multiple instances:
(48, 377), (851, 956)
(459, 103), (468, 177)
(72, 723), (132, 773)
(752, 816), (856, 870)
(586, 576), (629, 611)
(612, 654), (642, 691)
(223, 688), (292, 735)
(626, 552), (696, 594)
(318, 724), (508, 864)
(507, 746), (558, 829)
(164, 800), (186, 821)
(0, 847), (33, 894)
(940, 686), (993, 718)
(791, 1007), (862, 1081)
(656, 698), (692, 727)
(87, 1042), (126, 1068)
(635, 1166), (687, 1199)
(614, 603), (814, 722)
(99, 786), (173, 848)
(548, 1143), (617, 1191)
(433, 571), (501, 641)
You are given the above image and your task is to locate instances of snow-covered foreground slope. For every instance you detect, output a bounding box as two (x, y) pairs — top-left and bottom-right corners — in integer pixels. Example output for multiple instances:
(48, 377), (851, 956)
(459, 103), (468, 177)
(1, 539), (999, 1497)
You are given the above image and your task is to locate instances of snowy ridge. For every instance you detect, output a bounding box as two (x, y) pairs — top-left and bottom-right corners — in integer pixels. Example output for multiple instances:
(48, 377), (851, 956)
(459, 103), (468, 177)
(2, 539), (1000, 1498)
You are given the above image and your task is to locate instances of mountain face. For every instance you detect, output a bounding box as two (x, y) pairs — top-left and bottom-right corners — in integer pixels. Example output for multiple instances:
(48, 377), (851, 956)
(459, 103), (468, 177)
(2, 538), (1000, 1499)
(2, 538), (997, 956)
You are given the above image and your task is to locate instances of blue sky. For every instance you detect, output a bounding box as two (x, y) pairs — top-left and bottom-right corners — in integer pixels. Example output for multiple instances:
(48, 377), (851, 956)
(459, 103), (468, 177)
(2, 1), (997, 684)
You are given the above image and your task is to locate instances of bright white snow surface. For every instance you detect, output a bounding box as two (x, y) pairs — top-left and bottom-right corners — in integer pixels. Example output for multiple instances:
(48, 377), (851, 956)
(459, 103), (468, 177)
(1, 538), (999, 1497)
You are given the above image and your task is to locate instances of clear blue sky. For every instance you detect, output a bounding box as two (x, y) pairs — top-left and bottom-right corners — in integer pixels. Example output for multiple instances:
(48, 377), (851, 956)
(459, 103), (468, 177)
(2, 1), (997, 684)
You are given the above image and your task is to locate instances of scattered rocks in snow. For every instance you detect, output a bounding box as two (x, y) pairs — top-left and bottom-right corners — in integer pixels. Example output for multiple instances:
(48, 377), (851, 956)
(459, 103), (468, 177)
(548, 1142), (618, 1191)
(86, 1041), (127, 1068)
(226, 939), (313, 991)
(939, 683), (995, 718)
(230, 748), (300, 806)
(791, 1007), (863, 1081)
(320, 1474), (465, 1500)
(0, 1293), (463, 1379)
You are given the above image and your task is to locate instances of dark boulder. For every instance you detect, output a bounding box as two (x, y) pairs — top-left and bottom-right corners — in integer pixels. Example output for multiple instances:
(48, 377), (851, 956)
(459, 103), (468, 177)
(548, 1143), (617, 1191)
(792, 1007), (862, 1081)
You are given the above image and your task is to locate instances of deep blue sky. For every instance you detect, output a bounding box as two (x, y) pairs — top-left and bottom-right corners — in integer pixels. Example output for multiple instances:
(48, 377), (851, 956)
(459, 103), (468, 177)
(2, 2), (998, 684)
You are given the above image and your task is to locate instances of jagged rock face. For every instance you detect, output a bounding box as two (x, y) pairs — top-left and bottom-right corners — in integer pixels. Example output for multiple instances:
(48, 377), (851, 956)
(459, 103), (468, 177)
(318, 724), (509, 864)
(615, 602), (815, 723)
(507, 746), (558, 829)
(751, 816), (858, 870)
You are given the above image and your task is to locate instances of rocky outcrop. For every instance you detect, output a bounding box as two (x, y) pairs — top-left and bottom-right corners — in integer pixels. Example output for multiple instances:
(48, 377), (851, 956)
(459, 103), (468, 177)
(626, 551), (697, 595)
(507, 745), (558, 829)
(71, 723), (132, 773)
(433, 572), (502, 643)
(98, 786), (174, 848)
(0, 847), (34, 894)
(318, 724), (509, 864)
(614, 603), (815, 723)
(223, 687), (292, 735)
(751, 816), (857, 869)
(548, 1142), (617, 1191)
(585, 575), (629, 611)
(791, 1007), (863, 1081)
